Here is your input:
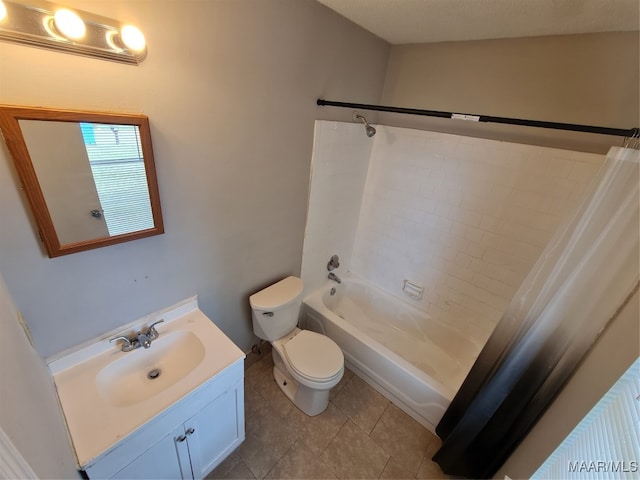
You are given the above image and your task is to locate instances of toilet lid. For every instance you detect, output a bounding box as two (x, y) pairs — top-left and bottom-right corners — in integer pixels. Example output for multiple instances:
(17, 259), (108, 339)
(249, 276), (303, 311)
(283, 330), (343, 380)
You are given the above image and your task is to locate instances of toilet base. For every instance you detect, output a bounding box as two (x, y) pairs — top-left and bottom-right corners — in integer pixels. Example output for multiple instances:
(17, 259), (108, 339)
(272, 366), (330, 416)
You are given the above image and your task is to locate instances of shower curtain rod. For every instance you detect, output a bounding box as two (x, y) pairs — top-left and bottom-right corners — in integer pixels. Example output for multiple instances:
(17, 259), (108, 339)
(317, 99), (640, 138)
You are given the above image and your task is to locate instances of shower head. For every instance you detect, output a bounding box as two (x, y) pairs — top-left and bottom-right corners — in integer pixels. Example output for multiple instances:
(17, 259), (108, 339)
(365, 124), (376, 137)
(354, 113), (376, 137)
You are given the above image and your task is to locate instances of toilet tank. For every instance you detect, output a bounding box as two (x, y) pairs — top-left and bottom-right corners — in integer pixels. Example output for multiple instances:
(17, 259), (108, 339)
(249, 276), (304, 341)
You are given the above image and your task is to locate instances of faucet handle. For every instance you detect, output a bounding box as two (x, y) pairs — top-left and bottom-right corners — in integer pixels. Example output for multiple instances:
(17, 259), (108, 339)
(327, 254), (340, 271)
(109, 335), (130, 344)
(109, 335), (133, 351)
(146, 319), (165, 339)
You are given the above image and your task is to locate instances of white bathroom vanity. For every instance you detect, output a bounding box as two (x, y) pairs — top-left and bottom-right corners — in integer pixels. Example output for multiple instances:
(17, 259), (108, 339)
(47, 297), (245, 479)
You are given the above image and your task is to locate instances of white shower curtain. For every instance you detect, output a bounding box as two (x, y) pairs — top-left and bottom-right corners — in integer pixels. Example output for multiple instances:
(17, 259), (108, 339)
(505, 145), (638, 360)
(434, 145), (640, 478)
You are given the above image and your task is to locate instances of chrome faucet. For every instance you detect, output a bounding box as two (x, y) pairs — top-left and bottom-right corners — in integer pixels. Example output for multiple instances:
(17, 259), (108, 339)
(327, 255), (341, 283)
(137, 332), (152, 349)
(109, 319), (164, 352)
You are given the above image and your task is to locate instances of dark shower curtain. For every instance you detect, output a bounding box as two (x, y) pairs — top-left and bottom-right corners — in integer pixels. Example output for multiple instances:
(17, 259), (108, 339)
(432, 146), (640, 478)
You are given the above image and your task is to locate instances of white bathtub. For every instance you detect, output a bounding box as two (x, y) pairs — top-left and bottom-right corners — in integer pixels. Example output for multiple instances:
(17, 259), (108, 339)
(302, 273), (480, 432)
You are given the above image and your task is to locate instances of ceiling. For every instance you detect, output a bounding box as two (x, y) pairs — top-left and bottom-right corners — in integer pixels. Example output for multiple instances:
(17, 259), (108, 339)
(316, 0), (640, 44)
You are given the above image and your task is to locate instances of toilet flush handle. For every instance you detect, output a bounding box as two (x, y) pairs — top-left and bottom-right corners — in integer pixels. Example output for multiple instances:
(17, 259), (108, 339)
(263, 312), (274, 317)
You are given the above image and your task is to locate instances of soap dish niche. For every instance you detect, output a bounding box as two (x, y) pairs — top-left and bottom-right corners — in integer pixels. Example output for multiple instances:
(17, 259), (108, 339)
(402, 280), (424, 300)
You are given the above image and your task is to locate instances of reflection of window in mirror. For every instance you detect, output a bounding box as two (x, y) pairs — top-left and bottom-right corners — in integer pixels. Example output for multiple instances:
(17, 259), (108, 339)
(80, 123), (154, 236)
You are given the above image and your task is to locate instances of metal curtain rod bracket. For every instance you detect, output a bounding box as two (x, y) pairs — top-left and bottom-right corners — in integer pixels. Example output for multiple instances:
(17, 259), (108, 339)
(317, 99), (639, 138)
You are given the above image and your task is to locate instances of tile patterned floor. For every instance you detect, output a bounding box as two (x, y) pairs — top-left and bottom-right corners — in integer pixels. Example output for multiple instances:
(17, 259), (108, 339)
(207, 350), (448, 480)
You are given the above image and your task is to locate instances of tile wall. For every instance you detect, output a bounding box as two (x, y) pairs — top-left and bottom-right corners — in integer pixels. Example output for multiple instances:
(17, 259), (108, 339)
(303, 122), (604, 345)
(301, 121), (373, 294)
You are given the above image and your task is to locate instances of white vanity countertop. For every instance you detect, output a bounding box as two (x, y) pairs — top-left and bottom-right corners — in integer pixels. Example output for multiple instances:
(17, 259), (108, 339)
(48, 297), (245, 469)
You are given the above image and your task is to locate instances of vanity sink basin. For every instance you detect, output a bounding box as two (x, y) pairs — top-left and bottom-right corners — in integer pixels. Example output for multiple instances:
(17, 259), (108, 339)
(95, 330), (205, 407)
(47, 296), (245, 469)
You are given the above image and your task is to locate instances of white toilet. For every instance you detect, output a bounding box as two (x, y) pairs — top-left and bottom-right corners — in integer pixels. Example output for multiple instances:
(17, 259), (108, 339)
(249, 276), (344, 416)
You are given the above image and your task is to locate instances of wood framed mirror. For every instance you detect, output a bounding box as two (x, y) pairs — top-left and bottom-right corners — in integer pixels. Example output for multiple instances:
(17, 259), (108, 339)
(0, 105), (164, 257)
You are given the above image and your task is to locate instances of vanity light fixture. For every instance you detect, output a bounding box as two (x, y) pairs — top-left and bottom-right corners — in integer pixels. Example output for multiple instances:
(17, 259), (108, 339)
(120, 25), (145, 51)
(0, 0), (147, 65)
(52, 8), (85, 40)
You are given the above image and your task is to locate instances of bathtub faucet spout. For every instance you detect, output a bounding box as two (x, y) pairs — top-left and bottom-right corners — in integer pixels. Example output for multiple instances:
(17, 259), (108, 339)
(328, 272), (342, 284)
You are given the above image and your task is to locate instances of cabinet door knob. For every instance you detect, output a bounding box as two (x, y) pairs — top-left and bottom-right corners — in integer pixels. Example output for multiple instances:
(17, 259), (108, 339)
(176, 434), (187, 442)
(185, 427), (195, 435)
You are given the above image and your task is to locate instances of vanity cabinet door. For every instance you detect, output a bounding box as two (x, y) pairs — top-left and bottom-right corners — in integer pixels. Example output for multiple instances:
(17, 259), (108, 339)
(186, 381), (244, 479)
(110, 425), (190, 479)
(83, 362), (244, 479)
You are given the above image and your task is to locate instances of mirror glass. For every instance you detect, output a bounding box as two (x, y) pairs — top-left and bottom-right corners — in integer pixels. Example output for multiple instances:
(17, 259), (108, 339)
(0, 106), (164, 257)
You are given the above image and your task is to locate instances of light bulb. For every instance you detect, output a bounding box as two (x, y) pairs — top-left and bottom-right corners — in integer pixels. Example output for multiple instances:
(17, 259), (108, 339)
(54, 9), (85, 39)
(0, 1), (7, 22)
(120, 25), (145, 51)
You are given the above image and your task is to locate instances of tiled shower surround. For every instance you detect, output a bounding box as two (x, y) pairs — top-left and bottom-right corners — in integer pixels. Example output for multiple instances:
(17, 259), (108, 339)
(302, 122), (603, 345)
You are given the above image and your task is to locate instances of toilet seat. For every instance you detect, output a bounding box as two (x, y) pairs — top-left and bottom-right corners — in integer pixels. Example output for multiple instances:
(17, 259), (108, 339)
(282, 330), (344, 383)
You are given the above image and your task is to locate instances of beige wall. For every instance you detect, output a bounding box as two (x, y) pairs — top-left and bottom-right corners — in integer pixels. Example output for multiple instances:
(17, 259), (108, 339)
(0, 0), (389, 357)
(380, 32), (639, 153)
(0, 273), (79, 478)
